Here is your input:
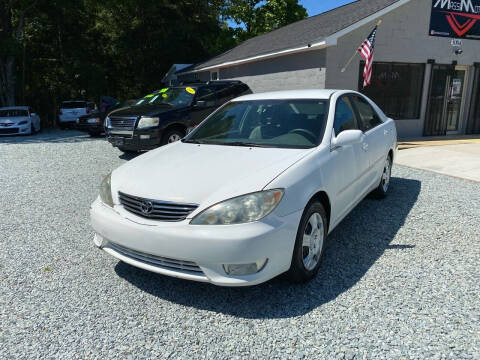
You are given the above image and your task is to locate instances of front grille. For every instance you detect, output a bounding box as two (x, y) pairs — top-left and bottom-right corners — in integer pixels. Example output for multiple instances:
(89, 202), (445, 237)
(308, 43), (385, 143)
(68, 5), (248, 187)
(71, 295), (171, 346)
(119, 192), (198, 221)
(109, 242), (204, 275)
(0, 128), (19, 134)
(110, 116), (137, 129)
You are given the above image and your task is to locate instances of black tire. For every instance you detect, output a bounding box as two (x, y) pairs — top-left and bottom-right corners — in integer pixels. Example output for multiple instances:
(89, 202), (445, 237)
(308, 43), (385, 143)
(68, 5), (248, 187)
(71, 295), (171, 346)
(31, 123), (35, 134)
(371, 154), (392, 199)
(287, 201), (328, 283)
(161, 128), (185, 146)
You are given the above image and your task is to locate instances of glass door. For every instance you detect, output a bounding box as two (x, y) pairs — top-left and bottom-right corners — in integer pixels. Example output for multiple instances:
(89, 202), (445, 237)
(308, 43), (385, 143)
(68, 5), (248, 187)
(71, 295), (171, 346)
(425, 65), (467, 136)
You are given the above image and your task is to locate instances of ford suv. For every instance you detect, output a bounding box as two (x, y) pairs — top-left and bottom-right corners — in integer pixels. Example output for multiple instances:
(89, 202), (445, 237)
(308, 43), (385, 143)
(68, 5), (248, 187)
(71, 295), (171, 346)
(105, 81), (251, 152)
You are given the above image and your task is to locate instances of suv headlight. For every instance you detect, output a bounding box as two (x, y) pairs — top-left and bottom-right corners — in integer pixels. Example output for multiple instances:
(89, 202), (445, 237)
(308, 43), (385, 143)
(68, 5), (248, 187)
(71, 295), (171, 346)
(99, 173), (114, 207)
(191, 189), (284, 225)
(137, 116), (160, 129)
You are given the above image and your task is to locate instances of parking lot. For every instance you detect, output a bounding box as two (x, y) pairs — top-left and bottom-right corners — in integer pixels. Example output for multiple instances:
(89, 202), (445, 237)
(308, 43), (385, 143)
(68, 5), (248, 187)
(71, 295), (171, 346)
(1, 130), (479, 359)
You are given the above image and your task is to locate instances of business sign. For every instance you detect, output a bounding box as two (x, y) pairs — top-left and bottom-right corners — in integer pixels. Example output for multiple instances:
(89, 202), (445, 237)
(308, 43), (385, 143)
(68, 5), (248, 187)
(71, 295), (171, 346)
(429, 0), (480, 40)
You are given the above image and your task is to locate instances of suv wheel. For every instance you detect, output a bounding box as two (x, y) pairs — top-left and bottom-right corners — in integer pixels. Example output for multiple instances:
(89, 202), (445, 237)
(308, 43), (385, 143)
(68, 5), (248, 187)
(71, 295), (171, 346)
(371, 154), (392, 199)
(162, 128), (185, 145)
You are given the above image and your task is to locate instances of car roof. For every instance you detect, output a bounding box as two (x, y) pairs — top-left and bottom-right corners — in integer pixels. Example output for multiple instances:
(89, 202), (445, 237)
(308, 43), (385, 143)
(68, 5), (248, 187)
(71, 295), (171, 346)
(233, 89), (341, 101)
(0, 106), (29, 110)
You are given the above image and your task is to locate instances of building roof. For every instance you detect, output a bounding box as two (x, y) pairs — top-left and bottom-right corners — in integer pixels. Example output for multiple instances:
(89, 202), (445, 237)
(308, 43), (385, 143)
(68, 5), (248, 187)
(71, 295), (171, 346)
(181, 0), (405, 72)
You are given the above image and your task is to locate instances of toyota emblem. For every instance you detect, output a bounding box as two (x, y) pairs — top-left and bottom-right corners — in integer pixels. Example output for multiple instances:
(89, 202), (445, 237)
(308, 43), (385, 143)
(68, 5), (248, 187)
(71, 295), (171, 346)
(141, 200), (153, 214)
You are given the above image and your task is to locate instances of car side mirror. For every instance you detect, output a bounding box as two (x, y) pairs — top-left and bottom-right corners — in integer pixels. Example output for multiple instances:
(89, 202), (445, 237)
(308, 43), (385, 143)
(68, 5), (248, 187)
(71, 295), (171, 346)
(331, 130), (364, 151)
(194, 100), (207, 108)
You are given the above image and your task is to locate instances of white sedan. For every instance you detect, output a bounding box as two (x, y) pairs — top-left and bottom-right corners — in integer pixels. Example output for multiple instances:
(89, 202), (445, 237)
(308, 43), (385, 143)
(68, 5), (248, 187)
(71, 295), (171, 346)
(90, 90), (397, 286)
(0, 106), (41, 136)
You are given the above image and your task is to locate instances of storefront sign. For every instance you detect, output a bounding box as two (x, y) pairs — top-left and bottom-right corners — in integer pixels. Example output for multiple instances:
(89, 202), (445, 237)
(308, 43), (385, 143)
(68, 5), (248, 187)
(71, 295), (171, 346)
(429, 0), (480, 40)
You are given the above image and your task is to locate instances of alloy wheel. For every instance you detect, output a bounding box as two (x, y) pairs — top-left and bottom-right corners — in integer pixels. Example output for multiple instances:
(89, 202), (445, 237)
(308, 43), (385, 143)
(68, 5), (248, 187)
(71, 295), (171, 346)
(381, 157), (392, 193)
(302, 212), (324, 271)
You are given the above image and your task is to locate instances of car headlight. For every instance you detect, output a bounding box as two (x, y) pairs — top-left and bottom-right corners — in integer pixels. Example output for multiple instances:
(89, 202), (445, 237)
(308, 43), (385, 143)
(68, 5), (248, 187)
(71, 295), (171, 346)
(99, 173), (114, 207)
(191, 189), (284, 225)
(137, 116), (160, 129)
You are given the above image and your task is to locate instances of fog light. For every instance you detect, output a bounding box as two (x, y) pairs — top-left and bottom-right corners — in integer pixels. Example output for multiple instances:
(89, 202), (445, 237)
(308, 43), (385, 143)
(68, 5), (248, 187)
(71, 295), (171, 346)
(140, 135), (150, 140)
(223, 259), (267, 275)
(93, 233), (107, 248)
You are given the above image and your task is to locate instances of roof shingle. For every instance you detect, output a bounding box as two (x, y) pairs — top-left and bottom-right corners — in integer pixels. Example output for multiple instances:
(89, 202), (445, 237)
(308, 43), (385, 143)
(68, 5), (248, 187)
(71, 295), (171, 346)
(184, 0), (402, 71)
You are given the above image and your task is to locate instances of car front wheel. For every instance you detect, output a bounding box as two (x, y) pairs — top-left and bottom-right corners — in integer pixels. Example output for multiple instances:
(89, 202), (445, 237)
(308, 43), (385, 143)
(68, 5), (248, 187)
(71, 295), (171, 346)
(288, 201), (328, 283)
(161, 128), (185, 146)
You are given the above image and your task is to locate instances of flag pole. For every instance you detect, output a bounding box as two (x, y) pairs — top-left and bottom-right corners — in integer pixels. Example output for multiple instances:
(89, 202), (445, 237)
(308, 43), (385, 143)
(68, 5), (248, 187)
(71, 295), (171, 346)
(341, 19), (382, 73)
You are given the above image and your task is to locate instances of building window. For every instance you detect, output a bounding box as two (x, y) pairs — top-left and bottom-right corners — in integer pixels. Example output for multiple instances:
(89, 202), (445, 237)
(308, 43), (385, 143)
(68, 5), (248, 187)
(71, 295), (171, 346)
(359, 62), (425, 119)
(211, 71), (218, 81)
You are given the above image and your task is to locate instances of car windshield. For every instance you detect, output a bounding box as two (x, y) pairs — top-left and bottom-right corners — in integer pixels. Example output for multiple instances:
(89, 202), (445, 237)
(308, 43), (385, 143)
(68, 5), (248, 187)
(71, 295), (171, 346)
(185, 100), (328, 149)
(136, 88), (195, 108)
(0, 109), (28, 117)
(62, 101), (87, 109)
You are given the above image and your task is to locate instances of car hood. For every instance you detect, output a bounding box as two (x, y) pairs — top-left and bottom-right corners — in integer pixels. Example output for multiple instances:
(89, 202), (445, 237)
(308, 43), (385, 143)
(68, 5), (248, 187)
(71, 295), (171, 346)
(111, 142), (313, 211)
(109, 104), (183, 118)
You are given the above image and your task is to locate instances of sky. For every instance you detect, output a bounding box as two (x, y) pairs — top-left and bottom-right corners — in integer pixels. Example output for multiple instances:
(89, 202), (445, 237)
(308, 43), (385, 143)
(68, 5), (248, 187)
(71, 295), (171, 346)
(299, 0), (355, 16)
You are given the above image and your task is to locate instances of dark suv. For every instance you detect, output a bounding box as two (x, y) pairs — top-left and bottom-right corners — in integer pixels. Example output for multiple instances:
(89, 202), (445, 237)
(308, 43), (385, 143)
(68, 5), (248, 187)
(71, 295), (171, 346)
(106, 81), (251, 152)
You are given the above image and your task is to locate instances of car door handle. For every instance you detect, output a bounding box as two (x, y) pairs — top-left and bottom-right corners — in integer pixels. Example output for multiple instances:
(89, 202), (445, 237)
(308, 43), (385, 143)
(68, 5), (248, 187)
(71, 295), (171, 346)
(362, 142), (369, 151)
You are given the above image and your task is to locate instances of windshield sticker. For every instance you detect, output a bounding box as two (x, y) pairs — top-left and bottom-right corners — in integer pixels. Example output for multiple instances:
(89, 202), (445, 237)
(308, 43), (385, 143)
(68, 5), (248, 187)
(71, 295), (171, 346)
(162, 93), (168, 98)
(145, 94), (154, 98)
(160, 88), (169, 93)
(186, 87), (196, 95)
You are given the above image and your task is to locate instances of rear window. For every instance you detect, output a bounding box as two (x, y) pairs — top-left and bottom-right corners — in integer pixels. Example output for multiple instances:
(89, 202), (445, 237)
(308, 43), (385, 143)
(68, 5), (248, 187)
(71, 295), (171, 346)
(61, 101), (87, 109)
(0, 109), (29, 117)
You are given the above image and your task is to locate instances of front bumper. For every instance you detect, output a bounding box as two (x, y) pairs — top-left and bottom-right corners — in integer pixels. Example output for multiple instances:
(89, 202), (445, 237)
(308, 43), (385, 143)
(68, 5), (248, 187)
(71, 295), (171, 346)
(106, 127), (162, 151)
(76, 122), (104, 133)
(0, 124), (30, 135)
(90, 197), (301, 286)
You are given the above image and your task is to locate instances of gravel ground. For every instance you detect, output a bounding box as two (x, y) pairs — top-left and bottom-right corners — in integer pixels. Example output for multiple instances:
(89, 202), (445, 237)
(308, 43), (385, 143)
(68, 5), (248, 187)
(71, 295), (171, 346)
(1, 130), (479, 359)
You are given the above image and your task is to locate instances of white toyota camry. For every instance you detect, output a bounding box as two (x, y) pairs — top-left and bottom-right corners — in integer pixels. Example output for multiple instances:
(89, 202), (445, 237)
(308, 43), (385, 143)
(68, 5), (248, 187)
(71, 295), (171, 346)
(90, 90), (397, 286)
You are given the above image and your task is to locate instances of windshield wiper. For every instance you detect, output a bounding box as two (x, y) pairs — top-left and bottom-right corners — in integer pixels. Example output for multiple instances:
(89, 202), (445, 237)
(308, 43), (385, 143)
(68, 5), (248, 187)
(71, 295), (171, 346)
(224, 142), (272, 148)
(182, 139), (205, 144)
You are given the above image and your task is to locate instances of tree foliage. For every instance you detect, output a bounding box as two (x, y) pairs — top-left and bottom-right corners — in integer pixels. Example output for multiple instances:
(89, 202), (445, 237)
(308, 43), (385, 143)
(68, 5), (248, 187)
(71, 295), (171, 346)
(0, 0), (307, 126)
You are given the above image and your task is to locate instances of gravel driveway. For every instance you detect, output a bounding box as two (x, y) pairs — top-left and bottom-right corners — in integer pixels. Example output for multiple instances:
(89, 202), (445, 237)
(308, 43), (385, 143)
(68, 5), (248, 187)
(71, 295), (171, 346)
(1, 130), (479, 359)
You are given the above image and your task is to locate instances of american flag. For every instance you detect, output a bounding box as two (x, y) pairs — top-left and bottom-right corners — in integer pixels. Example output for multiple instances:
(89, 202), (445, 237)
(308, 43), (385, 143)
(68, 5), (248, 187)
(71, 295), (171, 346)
(358, 25), (377, 87)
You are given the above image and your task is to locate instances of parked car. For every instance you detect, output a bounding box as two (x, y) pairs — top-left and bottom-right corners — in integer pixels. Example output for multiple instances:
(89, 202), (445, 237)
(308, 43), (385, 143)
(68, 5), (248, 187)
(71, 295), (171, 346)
(90, 89), (398, 286)
(105, 80), (251, 152)
(0, 106), (41, 136)
(76, 97), (122, 136)
(58, 101), (96, 129)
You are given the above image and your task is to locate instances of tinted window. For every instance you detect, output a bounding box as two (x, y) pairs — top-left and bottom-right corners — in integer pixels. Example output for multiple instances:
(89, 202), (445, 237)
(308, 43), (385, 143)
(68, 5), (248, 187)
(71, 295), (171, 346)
(196, 87), (216, 107)
(147, 88), (194, 107)
(185, 100), (328, 149)
(350, 95), (383, 131)
(359, 62), (424, 119)
(61, 101), (87, 109)
(334, 97), (358, 135)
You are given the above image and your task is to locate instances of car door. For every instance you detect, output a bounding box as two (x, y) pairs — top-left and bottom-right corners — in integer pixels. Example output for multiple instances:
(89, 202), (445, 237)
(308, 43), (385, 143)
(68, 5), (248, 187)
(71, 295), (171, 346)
(350, 94), (387, 190)
(189, 86), (218, 126)
(325, 95), (370, 221)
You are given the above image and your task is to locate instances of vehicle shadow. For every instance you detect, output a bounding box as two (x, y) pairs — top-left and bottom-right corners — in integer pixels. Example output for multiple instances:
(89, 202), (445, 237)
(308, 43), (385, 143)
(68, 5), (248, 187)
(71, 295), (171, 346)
(115, 175), (421, 319)
(0, 129), (100, 144)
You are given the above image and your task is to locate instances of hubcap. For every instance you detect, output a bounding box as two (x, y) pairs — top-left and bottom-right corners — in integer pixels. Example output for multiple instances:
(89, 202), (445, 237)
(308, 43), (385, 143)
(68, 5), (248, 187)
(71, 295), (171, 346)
(168, 134), (182, 143)
(302, 212), (324, 271)
(382, 157), (392, 192)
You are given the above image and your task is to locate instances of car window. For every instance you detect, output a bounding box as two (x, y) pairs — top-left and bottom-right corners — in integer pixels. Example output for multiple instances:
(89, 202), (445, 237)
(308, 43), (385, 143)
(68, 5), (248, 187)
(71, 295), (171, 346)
(61, 101), (87, 109)
(350, 95), (383, 131)
(196, 87), (216, 107)
(333, 97), (359, 136)
(185, 99), (328, 149)
(215, 84), (237, 104)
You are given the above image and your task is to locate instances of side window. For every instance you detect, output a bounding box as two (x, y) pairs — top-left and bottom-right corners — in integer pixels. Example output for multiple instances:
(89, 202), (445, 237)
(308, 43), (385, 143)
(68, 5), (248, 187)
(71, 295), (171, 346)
(215, 84), (236, 105)
(350, 95), (383, 131)
(196, 87), (216, 107)
(334, 96), (359, 136)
